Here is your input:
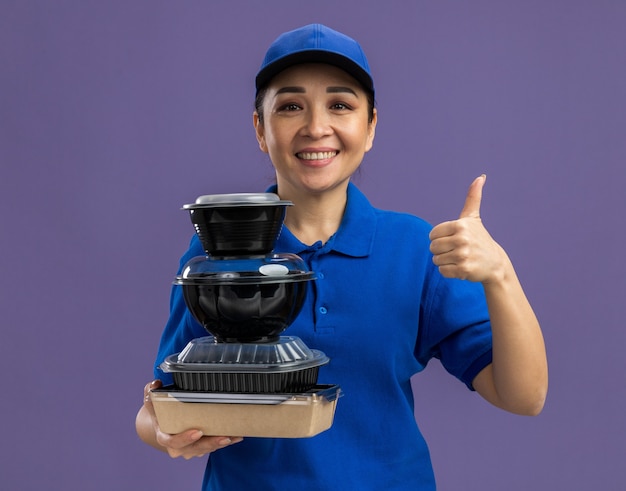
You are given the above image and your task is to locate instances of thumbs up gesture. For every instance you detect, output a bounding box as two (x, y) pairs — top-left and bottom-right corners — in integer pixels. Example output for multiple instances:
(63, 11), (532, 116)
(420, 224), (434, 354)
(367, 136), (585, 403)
(429, 175), (507, 283)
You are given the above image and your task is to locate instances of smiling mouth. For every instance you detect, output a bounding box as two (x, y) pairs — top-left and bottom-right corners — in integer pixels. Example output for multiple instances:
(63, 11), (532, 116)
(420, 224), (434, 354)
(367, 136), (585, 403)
(295, 151), (337, 160)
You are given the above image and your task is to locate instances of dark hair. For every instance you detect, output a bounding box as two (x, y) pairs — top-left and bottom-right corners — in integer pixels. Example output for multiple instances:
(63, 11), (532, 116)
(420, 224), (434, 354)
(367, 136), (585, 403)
(255, 85), (376, 125)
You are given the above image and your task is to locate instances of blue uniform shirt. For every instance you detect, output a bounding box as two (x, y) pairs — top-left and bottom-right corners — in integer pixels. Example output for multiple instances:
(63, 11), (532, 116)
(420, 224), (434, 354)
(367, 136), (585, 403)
(154, 183), (493, 490)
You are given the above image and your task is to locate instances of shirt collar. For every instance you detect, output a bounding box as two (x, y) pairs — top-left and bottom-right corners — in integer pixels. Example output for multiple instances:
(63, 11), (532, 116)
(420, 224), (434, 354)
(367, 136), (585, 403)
(268, 182), (376, 257)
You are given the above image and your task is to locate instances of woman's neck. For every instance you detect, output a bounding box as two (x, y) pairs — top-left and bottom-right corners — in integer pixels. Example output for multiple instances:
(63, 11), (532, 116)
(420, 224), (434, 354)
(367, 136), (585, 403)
(278, 183), (348, 246)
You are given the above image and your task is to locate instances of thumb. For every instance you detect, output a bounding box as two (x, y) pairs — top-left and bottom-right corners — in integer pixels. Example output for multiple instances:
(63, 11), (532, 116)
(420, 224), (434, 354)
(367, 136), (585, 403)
(459, 174), (486, 219)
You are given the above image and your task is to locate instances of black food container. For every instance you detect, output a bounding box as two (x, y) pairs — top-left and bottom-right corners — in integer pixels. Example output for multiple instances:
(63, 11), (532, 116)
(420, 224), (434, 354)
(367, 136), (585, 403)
(176, 253), (316, 343)
(160, 336), (330, 393)
(183, 193), (292, 256)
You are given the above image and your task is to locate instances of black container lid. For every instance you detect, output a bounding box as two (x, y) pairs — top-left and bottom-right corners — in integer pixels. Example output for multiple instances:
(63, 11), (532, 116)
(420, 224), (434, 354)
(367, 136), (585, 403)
(175, 253), (316, 285)
(183, 192), (292, 209)
(160, 336), (330, 373)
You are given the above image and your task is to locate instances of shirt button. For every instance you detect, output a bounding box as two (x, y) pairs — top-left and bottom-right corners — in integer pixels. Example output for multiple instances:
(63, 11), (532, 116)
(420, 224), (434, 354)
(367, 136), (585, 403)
(319, 306), (328, 315)
(318, 272), (325, 279)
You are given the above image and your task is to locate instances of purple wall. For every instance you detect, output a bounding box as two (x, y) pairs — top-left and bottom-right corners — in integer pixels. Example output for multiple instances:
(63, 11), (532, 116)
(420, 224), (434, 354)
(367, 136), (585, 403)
(1, 1), (624, 489)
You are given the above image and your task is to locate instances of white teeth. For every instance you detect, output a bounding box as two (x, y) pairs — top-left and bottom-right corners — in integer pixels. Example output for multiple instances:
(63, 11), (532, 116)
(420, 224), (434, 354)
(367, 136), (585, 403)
(296, 151), (337, 160)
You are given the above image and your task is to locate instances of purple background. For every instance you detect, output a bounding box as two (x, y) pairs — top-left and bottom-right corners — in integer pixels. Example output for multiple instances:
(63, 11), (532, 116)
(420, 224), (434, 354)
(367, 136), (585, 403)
(1, 1), (625, 489)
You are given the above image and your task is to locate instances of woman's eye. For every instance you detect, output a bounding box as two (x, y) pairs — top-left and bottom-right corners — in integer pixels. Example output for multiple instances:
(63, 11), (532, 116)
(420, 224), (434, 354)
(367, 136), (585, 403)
(331, 102), (351, 110)
(279, 103), (301, 112)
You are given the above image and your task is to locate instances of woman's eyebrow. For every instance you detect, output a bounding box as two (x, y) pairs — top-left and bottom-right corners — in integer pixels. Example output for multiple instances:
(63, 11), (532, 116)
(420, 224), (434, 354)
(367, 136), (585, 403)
(276, 86), (306, 94)
(326, 86), (357, 96)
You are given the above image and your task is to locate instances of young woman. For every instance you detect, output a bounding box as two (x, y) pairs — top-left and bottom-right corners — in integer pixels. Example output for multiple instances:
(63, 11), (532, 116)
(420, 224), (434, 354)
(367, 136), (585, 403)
(136, 24), (548, 490)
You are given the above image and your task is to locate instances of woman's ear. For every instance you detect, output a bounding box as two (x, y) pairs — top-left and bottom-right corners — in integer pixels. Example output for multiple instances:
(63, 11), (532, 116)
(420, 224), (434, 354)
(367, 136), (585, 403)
(365, 108), (377, 153)
(253, 112), (268, 153)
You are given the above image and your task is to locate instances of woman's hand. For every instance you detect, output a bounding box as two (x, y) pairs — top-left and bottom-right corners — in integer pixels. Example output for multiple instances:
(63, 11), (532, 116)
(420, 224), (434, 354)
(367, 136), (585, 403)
(136, 380), (243, 459)
(429, 175), (507, 283)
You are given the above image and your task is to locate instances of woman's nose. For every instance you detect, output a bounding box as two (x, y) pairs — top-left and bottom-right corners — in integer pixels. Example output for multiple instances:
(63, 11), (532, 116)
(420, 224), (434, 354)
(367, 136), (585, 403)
(301, 106), (332, 139)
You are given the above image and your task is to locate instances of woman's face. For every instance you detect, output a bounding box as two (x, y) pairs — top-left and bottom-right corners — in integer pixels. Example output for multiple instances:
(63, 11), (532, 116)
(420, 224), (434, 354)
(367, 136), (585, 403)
(254, 63), (377, 198)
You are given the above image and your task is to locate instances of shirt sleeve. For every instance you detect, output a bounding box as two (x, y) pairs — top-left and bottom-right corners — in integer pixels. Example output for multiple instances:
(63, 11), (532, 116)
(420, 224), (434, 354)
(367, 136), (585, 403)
(416, 270), (493, 390)
(153, 235), (207, 384)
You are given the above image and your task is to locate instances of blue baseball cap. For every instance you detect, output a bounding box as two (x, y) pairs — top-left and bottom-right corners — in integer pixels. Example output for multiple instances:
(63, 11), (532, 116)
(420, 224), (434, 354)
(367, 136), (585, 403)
(256, 24), (374, 97)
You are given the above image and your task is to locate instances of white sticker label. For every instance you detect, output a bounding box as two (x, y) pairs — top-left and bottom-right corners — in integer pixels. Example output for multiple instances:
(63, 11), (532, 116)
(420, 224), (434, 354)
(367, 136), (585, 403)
(259, 264), (290, 276)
